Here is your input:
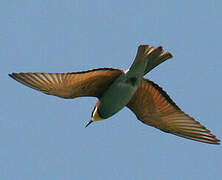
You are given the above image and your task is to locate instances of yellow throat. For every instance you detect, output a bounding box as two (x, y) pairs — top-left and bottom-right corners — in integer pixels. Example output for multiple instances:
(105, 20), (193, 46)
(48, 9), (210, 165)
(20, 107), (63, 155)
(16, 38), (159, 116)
(92, 106), (104, 121)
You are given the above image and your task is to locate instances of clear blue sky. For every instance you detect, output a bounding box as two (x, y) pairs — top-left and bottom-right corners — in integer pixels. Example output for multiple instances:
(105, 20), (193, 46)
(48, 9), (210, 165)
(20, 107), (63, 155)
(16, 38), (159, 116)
(1, 1), (221, 179)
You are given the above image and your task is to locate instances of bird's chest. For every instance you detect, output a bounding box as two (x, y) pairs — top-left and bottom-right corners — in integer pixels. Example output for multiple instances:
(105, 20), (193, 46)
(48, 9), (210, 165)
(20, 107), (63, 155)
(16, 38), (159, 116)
(98, 75), (142, 118)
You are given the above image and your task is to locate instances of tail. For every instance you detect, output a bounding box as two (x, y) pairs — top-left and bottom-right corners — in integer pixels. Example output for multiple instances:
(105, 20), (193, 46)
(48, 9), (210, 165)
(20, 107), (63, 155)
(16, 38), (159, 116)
(131, 45), (173, 75)
(144, 46), (173, 75)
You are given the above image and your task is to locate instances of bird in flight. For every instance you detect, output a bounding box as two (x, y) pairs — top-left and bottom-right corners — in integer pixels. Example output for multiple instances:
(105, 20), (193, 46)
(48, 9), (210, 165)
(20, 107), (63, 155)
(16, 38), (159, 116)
(9, 45), (220, 145)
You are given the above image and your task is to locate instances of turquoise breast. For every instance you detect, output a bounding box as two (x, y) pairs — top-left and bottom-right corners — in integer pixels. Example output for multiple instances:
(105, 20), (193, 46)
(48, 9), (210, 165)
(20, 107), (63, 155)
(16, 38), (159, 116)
(98, 59), (147, 119)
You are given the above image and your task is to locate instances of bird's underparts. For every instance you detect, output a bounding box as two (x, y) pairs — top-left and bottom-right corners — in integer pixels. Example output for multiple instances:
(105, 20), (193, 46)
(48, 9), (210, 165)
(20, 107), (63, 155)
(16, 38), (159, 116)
(9, 45), (220, 145)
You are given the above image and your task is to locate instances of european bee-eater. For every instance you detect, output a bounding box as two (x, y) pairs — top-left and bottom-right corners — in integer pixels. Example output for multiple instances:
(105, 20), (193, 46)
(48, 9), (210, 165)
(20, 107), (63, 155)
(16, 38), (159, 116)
(9, 45), (220, 144)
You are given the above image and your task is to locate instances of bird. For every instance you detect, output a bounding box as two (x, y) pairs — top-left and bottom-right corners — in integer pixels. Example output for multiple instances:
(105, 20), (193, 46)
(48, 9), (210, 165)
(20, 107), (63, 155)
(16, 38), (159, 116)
(9, 45), (220, 145)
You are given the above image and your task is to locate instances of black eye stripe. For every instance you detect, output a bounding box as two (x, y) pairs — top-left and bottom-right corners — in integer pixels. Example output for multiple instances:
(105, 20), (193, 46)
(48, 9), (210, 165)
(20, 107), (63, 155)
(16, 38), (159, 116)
(91, 106), (96, 117)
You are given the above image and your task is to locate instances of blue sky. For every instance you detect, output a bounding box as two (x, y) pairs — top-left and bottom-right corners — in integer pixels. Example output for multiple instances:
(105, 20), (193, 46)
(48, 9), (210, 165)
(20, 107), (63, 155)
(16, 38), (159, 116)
(1, 0), (222, 179)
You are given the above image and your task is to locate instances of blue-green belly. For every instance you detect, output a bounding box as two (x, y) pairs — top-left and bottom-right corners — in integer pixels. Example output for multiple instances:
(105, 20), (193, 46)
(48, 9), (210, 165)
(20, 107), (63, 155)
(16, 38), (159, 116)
(98, 73), (142, 119)
(98, 55), (149, 119)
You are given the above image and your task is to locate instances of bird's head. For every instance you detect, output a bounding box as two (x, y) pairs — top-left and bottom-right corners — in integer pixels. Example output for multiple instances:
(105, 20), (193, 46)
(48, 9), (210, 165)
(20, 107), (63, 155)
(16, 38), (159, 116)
(85, 101), (104, 127)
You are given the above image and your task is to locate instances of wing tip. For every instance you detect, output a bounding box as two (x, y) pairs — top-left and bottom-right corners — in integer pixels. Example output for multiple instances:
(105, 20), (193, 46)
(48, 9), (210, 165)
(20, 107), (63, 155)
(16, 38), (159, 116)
(210, 135), (220, 145)
(172, 130), (221, 145)
(213, 140), (220, 145)
(195, 137), (220, 145)
(8, 72), (18, 80)
(8, 73), (14, 78)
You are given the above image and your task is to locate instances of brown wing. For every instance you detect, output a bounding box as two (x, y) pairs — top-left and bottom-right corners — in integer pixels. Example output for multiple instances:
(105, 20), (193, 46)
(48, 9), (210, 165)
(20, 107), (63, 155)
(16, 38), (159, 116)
(9, 68), (123, 99)
(127, 79), (220, 144)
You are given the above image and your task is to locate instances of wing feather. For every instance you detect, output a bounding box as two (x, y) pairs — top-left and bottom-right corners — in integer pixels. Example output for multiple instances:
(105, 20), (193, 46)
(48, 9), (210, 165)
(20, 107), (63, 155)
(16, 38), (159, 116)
(9, 68), (123, 99)
(127, 79), (220, 144)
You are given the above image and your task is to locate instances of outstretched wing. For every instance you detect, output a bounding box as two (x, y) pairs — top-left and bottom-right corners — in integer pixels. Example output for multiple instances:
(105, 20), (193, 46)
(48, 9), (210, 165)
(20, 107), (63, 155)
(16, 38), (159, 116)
(9, 68), (123, 99)
(127, 79), (220, 144)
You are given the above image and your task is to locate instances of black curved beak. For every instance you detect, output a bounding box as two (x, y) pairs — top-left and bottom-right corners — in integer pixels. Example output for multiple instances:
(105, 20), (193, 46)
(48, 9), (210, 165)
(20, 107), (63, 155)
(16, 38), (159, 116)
(85, 120), (93, 128)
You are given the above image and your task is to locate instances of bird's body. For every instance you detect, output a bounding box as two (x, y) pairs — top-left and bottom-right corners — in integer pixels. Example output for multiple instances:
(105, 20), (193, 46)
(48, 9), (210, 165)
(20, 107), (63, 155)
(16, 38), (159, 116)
(98, 53), (147, 119)
(9, 45), (220, 145)
(97, 72), (141, 119)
